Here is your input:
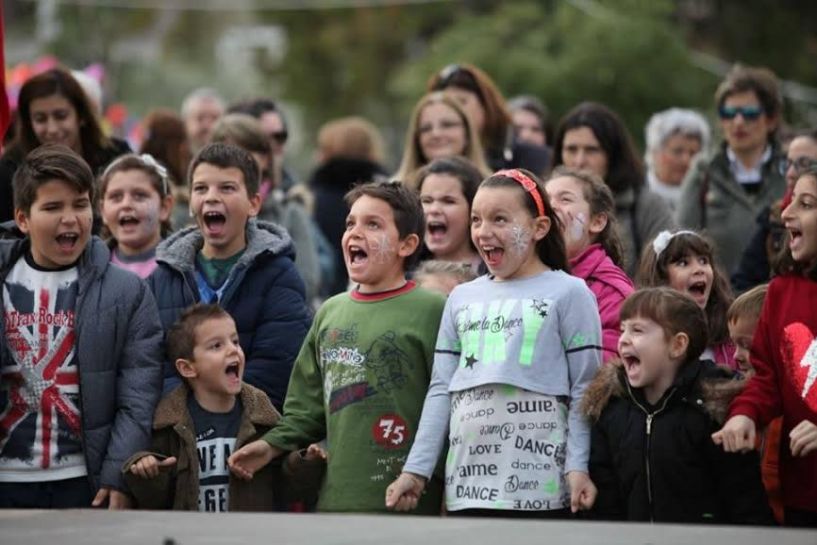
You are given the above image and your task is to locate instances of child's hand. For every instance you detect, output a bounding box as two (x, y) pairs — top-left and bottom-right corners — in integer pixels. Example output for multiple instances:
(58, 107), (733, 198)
(789, 419), (817, 457)
(305, 443), (328, 461)
(228, 439), (279, 480)
(712, 415), (756, 452)
(567, 471), (597, 513)
(385, 472), (426, 511)
(129, 455), (177, 479)
(92, 487), (132, 510)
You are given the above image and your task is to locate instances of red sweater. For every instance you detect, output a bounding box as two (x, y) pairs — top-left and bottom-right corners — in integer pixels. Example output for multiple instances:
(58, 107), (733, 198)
(729, 274), (817, 512)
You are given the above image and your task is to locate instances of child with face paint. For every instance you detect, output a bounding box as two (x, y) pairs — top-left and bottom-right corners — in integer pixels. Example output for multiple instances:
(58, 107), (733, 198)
(387, 169), (602, 517)
(636, 230), (736, 369)
(546, 167), (634, 363)
(713, 167), (817, 527)
(100, 154), (174, 278)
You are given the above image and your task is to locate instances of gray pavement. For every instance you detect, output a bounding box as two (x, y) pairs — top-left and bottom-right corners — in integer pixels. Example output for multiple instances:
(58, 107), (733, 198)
(0, 511), (815, 545)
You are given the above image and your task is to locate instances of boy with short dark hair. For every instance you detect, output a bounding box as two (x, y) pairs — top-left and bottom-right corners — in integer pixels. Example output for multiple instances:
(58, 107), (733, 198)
(125, 304), (286, 511)
(0, 144), (163, 508)
(148, 143), (311, 411)
(228, 180), (446, 513)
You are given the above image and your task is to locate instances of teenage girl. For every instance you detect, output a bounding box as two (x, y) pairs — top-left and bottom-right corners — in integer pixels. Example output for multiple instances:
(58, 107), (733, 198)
(386, 169), (601, 517)
(546, 166), (634, 363)
(100, 154), (173, 278)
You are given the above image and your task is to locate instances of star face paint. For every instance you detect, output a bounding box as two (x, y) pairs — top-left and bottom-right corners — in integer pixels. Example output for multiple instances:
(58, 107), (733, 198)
(342, 194), (410, 293)
(101, 169), (166, 256)
(471, 186), (545, 281)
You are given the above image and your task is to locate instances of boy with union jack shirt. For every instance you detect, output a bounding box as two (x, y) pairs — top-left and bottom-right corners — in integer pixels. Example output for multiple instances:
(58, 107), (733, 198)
(0, 145), (163, 508)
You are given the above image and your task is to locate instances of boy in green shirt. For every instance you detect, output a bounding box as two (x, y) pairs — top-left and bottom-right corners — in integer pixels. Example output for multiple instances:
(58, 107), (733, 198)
(229, 181), (445, 513)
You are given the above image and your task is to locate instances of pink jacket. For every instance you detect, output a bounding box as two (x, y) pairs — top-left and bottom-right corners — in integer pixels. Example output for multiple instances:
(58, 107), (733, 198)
(570, 244), (634, 364)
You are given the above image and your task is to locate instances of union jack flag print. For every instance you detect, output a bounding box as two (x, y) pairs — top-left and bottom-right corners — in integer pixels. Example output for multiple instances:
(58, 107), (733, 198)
(1, 262), (83, 474)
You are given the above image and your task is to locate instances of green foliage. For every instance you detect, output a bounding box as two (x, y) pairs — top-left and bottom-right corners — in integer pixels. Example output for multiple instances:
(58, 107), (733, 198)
(391, 1), (719, 146)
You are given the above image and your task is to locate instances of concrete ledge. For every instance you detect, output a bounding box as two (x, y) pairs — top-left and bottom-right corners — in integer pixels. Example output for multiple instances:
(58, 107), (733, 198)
(0, 511), (814, 545)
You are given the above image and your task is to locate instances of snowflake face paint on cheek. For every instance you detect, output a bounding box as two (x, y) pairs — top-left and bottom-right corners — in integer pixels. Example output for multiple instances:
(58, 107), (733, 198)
(568, 212), (587, 243)
(509, 224), (531, 256)
(370, 233), (395, 263)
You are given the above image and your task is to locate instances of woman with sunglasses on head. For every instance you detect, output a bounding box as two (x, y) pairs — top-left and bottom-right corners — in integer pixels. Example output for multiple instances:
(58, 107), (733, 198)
(677, 65), (787, 277)
(427, 63), (551, 176)
(0, 67), (130, 223)
(732, 129), (817, 292)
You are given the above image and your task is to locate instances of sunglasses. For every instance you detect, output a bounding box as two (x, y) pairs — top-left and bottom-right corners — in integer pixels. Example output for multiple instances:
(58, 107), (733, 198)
(269, 131), (288, 144)
(718, 105), (764, 121)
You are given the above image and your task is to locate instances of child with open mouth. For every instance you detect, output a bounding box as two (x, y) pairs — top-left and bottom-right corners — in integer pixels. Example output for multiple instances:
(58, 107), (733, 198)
(637, 230), (737, 369)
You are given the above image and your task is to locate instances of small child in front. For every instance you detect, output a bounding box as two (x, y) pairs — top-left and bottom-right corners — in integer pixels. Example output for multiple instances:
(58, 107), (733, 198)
(228, 180), (446, 513)
(125, 304), (284, 512)
(583, 287), (773, 524)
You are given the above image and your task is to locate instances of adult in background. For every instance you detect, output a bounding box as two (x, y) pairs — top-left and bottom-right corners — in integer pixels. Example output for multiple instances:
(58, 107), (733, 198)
(139, 108), (193, 231)
(0, 67), (130, 223)
(553, 102), (675, 274)
(394, 92), (489, 187)
(676, 65), (786, 276)
(427, 63), (550, 175)
(644, 108), (711, 213)
(732, 129), (817, 292)
(309, 116), (387, 296)
(181, 87), (224, 155)
(508, 95), (552, 148)
(228, 97), (297, 193)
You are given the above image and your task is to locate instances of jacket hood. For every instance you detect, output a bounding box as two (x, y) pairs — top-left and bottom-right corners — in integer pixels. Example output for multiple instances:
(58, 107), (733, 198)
(581, 359), (743, 423)
(155, 219), (293, 273)
(153, 383), (281, 430)
(309, 157), (387, 193)
(569, 243), (633, 294)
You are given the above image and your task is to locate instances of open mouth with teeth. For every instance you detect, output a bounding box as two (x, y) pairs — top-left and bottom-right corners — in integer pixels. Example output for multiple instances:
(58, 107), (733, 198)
(622, 353), (641, 378)
(789, 227), (803, 251)
(225, 362), (241, 378)
(202, 211), (227, 235)
(687, 280), (707, 297)
(118, 215), (140, 228)
(347, 245), (368, 266)
(426, 221), (448, 241)
(56, 233), (79, 251)
(481, 245), (504, 267)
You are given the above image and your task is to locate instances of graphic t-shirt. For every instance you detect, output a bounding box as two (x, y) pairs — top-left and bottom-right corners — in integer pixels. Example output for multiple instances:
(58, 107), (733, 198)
(0, 253), (84, 482)
(447, 384), (569, 511)
(188, 396), (241, 512)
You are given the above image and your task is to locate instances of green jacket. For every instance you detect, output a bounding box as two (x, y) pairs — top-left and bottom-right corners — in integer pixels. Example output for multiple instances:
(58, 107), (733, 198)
(676, 143), (786, 274)
(123, 383), (288, 511)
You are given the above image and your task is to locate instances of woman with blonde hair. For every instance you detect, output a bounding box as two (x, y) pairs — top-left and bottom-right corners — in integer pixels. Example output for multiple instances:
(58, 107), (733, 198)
(394, 92), (489, 187)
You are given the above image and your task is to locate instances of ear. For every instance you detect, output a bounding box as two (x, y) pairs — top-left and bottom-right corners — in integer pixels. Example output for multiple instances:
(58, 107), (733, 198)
(247, 191), (262, 218)
(532, 215), (551, 242)
(588, 212), (608, 236)
(669, 332), (690, 361)
(175, 358), (198, 379)
(397, 233), (420, 258)
(14, 208), (30, 235)
(159, 194), (174, 223)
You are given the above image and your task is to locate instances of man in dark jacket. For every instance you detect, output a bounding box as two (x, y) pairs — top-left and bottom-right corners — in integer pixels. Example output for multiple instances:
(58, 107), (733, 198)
(0, 145), (163, 508)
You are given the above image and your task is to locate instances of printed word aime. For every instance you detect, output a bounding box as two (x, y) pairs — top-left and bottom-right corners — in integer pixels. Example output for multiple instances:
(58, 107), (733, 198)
(455, 485), (499, 502)
(506, 399), (556, 414)
(514, 436), (559, 456)
(456, 462), (499, 477)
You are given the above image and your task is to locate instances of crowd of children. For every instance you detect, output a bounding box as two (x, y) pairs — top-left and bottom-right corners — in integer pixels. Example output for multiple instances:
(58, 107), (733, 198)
(1, 61), (816, 529)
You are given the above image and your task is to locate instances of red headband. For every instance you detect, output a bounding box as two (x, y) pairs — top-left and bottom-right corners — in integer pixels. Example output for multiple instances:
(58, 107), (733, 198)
(495, 169), (545, 217)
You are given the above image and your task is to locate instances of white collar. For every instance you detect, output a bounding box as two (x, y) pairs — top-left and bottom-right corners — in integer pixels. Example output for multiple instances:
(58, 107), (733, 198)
(727, 145), (771, 184)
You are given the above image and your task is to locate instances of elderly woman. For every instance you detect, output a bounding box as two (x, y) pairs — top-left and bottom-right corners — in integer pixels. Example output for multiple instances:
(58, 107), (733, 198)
(644, 108), (711, 211)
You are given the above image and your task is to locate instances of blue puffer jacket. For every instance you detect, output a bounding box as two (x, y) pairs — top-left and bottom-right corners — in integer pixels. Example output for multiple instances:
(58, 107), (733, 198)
(0, 228), (164, 493)
(147, 220), (312, 411)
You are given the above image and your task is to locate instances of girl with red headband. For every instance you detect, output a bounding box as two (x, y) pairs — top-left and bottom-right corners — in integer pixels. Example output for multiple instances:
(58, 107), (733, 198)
(387, 169), (602, 518)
